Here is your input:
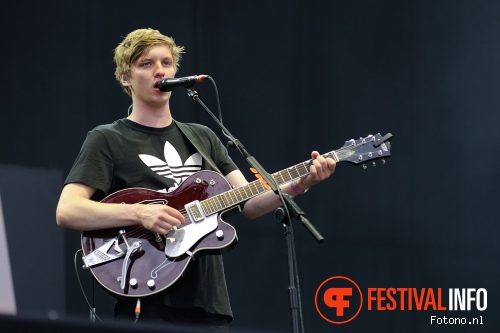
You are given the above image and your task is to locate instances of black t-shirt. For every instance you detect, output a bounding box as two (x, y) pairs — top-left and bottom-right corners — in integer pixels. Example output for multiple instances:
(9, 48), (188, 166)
(65, 118), (239, 318)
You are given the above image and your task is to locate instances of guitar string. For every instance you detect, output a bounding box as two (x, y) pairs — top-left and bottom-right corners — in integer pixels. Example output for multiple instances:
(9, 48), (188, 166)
(119, 149), (337, 242)
(118, 139), (372, 241)
(121, 210), (191, 240)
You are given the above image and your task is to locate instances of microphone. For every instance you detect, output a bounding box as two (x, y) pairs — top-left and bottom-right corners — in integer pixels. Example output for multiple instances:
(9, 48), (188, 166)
(156, 75), (208, 92)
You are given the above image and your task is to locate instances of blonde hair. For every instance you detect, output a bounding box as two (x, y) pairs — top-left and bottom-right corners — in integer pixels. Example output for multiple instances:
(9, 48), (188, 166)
(113, 28), (185, 96)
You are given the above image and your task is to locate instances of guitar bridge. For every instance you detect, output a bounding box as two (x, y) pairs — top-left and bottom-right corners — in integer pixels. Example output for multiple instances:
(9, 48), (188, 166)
(82, 237), (125, 268)
(185, 200), (205, 222)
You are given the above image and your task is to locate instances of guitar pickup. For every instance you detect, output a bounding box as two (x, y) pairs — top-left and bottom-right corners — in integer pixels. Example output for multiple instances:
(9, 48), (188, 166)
(185, 200), (205, 222)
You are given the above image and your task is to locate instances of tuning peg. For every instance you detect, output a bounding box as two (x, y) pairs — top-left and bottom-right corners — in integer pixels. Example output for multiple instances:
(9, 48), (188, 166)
(382, 159), (386, 165)
(344, 139), (355, 147)
(372, 161), (376, 167)
(362, 164), (367, 169)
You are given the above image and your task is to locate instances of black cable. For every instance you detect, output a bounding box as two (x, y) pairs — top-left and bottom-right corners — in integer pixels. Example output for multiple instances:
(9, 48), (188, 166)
(206, 76), (232, 141)
(73, 249), (103, 322)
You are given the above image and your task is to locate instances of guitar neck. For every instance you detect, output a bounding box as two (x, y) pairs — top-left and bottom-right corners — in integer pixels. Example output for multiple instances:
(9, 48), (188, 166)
(200, 131), (393, 216)
(200, 151), (338, 216)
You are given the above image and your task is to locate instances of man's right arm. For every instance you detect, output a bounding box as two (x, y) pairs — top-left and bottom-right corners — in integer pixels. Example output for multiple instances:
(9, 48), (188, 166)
(56, 183), (184, 233)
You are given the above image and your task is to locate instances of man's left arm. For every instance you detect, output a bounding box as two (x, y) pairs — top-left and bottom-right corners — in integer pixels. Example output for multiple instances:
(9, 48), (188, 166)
(225, 151), (336, 220)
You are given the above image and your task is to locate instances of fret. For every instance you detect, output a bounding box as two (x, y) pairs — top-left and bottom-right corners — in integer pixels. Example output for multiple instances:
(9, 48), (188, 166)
(225, 192), (236, 206)
(240, 186), (252, 201)
(206, 195), (222, 215)
(296, 162), (308, 176)
(242, 184), (253, 198)
(212, 195), (222, 211)
(248, 182), (258, 196)
(203, 198), (213, 215)
(233, 190), (242, 202)
(230, 191), (239, 204)
(234, 187), (244, 201)
(218, 194), (227, 210)
(203, 198), (212, 215)
(294, 164), (302, 176)
(273, 172), (284, 185)
(285, 168), (293, 182)
(210, 197), (219, 214)
(289, 168), (296, 180)
(256, 181), (267, 194)
(201, 198), (212, 216)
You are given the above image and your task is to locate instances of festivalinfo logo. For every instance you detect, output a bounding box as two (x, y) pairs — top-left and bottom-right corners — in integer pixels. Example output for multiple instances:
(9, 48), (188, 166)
(314, 276), (487, 325)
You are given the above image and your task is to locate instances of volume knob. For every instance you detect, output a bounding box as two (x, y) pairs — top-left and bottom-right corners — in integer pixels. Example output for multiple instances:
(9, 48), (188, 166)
(215, 230), (224, 239)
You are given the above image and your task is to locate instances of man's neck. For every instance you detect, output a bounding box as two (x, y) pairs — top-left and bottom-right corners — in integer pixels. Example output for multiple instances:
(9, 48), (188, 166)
(127, 102), (173, 128)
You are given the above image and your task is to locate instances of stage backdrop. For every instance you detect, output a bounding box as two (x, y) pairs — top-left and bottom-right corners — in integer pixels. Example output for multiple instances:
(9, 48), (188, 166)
(1, 1), (498, 332)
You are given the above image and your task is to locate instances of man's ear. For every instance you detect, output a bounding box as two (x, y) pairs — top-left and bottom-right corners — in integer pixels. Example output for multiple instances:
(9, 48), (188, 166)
(121, 74), (131, 86)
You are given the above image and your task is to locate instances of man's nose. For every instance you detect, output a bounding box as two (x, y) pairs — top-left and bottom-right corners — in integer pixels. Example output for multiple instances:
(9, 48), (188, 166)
(154, 62), (165, 77)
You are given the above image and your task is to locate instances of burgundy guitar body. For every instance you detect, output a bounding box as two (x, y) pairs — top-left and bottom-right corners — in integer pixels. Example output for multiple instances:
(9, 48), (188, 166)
(81, 171), (237, 297)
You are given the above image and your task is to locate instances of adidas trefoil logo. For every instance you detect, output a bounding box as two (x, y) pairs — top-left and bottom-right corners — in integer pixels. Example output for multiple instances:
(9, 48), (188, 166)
(139, 141), (202, 191)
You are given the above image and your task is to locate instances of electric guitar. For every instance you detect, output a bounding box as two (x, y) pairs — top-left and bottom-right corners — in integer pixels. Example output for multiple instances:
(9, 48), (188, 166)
(81, 133), (392, 297)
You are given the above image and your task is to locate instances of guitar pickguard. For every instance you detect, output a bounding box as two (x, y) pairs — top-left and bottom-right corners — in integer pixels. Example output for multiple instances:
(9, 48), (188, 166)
(164, 214), (219, 257)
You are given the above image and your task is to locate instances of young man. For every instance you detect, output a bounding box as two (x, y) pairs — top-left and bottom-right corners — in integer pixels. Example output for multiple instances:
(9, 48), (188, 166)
(56, 28), (336, 330)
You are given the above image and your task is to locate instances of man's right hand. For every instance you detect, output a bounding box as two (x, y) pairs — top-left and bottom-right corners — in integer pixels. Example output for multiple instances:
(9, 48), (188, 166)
(135, 204), (185, 235)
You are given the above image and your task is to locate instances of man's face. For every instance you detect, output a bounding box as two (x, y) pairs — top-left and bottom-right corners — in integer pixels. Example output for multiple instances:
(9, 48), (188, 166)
(124, 44), (176, 106)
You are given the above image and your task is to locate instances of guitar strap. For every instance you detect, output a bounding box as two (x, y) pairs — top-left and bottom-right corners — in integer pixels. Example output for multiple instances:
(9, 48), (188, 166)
(175, 120), (222, 174)
(176, 120), (244, 217)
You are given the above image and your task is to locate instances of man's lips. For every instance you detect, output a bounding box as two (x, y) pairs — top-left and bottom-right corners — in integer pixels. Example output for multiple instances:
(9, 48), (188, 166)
(153, 82), (166, 91)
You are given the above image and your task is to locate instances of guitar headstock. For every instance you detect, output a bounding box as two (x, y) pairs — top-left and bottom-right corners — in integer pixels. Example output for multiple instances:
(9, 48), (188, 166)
(335, 133), (392, 168)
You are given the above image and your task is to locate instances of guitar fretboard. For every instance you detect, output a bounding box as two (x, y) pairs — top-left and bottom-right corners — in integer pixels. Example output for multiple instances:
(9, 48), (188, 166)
(200, 151), (339, 216)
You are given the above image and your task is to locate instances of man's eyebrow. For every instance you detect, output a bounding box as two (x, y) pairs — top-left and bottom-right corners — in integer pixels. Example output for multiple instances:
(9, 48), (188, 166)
(138, 55), (173, 62)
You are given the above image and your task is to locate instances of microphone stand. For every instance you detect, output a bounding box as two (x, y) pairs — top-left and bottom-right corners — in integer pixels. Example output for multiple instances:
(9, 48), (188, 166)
(185, 86), (324, 333)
